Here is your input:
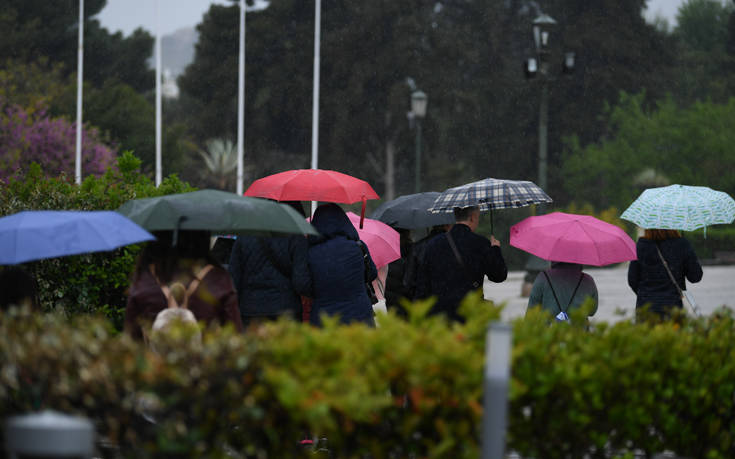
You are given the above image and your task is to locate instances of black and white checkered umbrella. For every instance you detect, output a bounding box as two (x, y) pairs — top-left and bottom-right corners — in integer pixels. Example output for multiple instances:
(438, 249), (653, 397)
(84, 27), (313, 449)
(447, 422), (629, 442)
(429, 178), (552, 213)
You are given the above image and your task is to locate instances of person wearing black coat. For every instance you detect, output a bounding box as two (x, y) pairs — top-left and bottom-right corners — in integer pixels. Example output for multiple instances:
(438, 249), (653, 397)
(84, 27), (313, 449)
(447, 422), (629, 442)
(416, 206), (507, 322)
(627, 228), (703, 320)
(228, 234), (312, 327)
(307, 203), (378, 327)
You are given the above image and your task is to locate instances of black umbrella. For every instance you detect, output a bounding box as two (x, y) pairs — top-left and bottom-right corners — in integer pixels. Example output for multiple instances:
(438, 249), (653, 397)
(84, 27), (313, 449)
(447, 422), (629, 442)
(370, 192), (455, 229)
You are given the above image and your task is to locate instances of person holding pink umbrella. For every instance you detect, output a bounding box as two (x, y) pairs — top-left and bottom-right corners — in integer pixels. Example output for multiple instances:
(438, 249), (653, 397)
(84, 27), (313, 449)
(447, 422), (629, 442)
(510, 212), (637, 322)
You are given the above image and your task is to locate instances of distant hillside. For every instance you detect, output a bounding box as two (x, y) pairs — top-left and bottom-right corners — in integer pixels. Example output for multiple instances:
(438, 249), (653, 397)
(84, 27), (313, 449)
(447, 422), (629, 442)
(147, 26), (197, 77)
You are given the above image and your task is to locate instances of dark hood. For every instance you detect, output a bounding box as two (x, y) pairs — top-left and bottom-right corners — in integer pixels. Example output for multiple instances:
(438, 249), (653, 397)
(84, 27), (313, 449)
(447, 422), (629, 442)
(310, 203), (359, 242)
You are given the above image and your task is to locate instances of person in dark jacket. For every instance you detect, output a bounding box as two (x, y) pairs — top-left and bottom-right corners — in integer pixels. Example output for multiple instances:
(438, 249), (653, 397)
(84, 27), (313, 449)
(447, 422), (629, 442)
(228, 202), (312, 327)
(307, 203), (378, 327)
(627, 228), (703, 320)
(416, 206), (507, 322)
(402, 224), (451, 303)
(383, 228), (413, 317)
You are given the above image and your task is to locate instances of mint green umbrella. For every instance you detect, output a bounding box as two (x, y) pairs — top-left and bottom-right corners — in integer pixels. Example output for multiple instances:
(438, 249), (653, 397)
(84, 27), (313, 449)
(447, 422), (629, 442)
(117, 189), (318, 236)
(621, 185), (735, 231)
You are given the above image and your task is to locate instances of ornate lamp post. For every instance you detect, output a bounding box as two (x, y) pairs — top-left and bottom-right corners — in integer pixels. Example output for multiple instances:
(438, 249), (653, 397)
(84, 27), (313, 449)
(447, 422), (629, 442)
(520, 13), (575, 296)
(411, 90), (428, 193)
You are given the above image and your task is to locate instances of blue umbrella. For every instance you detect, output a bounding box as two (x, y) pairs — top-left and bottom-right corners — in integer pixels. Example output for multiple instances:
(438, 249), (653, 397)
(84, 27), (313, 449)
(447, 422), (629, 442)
(0, 210), (155, 265)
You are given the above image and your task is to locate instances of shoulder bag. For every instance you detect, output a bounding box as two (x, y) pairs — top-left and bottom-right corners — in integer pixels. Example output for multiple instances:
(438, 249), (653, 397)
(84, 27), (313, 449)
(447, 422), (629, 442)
(655, 244), (701, 316)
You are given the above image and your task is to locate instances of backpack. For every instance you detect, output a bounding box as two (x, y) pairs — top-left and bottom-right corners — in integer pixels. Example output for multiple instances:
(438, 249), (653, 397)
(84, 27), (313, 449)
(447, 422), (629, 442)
(148, 264), (214, 346)
(542, 271), (584, 323)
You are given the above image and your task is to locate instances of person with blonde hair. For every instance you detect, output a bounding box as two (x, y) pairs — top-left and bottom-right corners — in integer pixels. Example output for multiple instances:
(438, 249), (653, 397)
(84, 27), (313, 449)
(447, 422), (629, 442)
(627, 228), (703, 320)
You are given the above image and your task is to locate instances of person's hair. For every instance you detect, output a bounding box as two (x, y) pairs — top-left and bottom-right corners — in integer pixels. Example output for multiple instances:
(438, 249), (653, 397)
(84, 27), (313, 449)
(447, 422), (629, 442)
(453, 206), (479, 222)
(0, 267), (39, 311)
(643, 229), (681, 241)
(133, 230), (218, 284)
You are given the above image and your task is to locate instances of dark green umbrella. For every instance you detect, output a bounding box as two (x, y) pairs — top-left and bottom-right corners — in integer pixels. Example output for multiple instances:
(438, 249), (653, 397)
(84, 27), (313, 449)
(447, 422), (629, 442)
(117, 189), (318, 236)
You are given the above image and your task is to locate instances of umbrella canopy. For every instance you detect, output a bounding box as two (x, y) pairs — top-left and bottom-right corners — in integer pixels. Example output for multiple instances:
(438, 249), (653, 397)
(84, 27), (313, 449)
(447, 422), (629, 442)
(0, 210), (154, 265)
(621, 184), (735, 231)
(244, 169), (379, 204)
(345, 212), (400, 268)
(370, 192), (455, 229)
(117, 189), (318, 236)
(428, 178), (552, 213)
(510, 212), (637, 267)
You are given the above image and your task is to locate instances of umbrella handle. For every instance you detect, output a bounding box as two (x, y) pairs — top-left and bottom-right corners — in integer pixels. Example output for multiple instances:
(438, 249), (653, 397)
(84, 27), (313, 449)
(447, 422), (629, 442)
(360, 196), (366, 229)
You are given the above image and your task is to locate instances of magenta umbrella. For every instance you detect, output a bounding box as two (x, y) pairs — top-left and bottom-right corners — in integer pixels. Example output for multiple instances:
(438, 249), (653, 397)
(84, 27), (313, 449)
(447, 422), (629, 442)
(510, 212), (637, 266)
(345, 212), (401, 268)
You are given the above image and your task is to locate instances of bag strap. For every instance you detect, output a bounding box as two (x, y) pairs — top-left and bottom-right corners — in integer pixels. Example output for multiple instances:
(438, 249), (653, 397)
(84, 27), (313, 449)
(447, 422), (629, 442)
(542, 271), (584, 314)
(446, 231), (481, 289)
(356, 240), (371, 283)
(149, 263), (214, 310)
(182, 264), (215, 309)
(655, 244), (684, 298)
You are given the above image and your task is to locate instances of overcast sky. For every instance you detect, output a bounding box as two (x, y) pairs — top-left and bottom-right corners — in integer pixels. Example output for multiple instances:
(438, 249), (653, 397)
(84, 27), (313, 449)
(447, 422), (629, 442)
(96, 0), (685, 37)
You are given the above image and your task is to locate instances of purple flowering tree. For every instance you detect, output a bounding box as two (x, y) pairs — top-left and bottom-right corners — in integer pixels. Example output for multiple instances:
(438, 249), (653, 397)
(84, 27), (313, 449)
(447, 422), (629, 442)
(0, 102), (116, 182)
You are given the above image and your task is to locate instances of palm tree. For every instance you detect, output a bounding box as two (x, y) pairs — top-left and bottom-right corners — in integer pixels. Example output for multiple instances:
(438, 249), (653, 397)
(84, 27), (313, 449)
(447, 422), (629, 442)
(198, 139), (238, 190)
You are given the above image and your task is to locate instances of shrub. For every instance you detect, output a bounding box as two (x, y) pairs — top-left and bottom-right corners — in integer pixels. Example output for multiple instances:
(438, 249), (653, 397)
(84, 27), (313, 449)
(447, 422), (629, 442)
(2, 296), (735, 458)
(0, 153), (194, 328)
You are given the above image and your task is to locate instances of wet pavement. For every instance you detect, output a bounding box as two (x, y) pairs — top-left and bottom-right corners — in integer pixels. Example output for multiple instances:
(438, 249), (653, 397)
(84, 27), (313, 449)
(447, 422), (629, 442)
(484, 264), (735, 323)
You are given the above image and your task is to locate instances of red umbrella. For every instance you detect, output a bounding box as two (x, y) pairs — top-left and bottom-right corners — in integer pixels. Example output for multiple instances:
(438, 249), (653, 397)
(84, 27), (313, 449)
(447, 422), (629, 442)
(245, 169), (379, 227)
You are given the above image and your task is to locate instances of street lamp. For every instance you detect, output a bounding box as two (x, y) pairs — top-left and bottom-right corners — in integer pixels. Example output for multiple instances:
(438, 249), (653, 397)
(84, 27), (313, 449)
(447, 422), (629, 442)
(411, 90), (428, 193)
(524, 14), (574, 194)
(520, 14), (575, 297)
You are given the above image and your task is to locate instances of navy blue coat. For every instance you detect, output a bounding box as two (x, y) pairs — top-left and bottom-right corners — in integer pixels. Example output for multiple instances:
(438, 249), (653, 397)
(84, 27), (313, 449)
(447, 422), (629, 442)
(228, 235), (312, 319)
(416, 224), (507, 322)
(307, 204), (377, 326)
(627, 237), (702, 315)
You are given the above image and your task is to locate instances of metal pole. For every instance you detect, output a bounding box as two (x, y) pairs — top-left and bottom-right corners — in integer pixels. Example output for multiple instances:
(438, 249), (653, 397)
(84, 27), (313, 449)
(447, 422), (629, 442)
(414, 118), (422, 194)
(537, 80), (549, 195)
(310, 0), (321, 215)
(482, 322), (513, 459)
(236, 0), (246, 195)
(155, 0), (162, 187)
(75, 0), (84, 185)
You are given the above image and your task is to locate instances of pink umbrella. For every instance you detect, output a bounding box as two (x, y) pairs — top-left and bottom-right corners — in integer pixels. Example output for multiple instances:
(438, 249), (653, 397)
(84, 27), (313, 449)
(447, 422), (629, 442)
(345, 212), (401, 268)
(510, 212), (637, 266)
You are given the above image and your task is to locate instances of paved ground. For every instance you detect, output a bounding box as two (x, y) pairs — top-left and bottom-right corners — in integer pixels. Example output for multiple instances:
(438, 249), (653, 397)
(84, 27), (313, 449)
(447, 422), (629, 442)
(484, 264), (735, 323)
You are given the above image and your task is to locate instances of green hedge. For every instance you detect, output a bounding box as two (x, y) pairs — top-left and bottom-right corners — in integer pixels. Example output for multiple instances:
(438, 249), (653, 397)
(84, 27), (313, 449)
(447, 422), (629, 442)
(2, 295), (735, 458)
(0, 153), (194, 328)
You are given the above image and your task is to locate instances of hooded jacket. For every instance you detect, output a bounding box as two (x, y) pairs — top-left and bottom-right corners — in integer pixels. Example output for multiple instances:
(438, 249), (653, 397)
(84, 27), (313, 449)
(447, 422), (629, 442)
(627, 237), (703, 314)
(307, 204), (377, 326)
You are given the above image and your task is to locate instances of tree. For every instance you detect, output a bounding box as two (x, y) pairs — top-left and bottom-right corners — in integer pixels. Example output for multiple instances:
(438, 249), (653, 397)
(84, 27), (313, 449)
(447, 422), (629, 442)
(0, 102), (116, 181)
(561, 92), (735, 210)
(198, 138), (240, 190)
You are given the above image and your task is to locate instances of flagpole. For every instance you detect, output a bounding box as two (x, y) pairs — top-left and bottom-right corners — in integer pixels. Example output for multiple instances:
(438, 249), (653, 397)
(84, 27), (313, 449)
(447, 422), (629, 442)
(310, 0), (321, 214)
(75, 0), (84, 185)
(155, 0), (162, 186)
(236, 0), (246, 195)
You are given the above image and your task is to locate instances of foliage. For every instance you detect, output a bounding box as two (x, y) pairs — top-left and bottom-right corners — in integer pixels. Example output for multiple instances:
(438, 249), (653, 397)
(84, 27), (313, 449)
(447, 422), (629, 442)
(0, 0), (153, 93)
(561, 92), (735, 211)
(2, 297), (735, 458)
(198, 138), (240, 190)
(0, 153), (194, 328)
(178, 0), (675, 202)
(0, 102), (116, 182)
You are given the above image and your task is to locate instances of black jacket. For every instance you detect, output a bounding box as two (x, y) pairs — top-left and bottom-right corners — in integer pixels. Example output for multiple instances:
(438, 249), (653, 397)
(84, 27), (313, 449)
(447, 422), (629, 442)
(416, 224), (507, 322)
(228, 235), (312, 319)
(627, 237), (702, 314)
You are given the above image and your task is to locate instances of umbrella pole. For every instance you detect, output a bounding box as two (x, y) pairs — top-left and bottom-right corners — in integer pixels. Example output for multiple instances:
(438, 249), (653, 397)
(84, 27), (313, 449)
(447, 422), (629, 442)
(490, 208), (494, 235)
(360, 196), (366, 229)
